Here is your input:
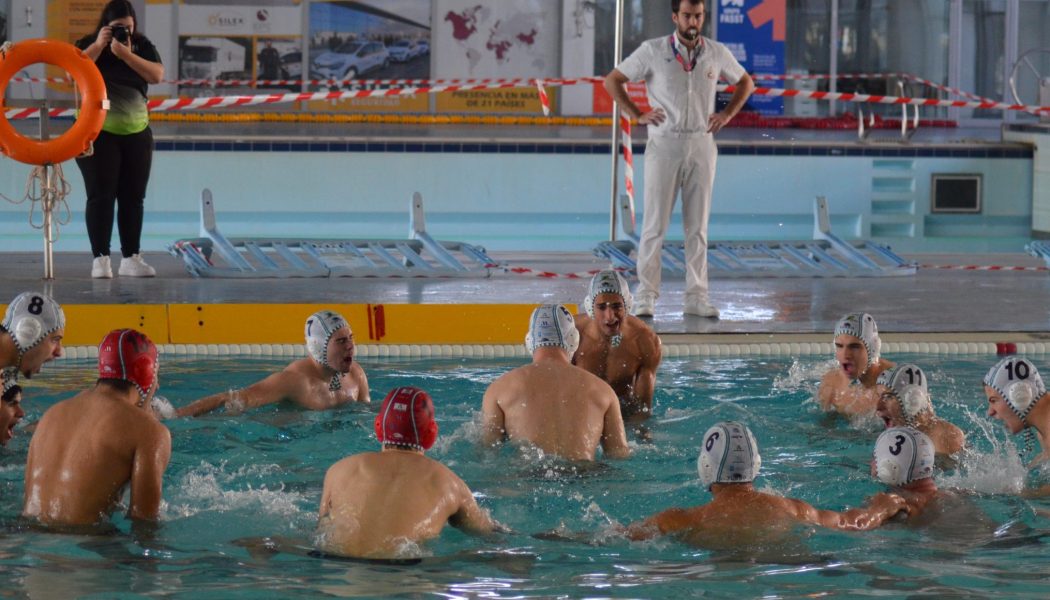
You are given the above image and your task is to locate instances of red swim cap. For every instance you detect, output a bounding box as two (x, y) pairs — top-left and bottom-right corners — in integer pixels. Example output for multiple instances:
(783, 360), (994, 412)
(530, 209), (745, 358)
(374, 386), (438, 450)
(98, 329), (158, 398)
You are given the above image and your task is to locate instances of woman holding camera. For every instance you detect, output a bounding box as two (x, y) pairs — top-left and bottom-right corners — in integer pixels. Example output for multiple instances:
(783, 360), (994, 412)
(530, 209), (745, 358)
(75, 0), (164, 278)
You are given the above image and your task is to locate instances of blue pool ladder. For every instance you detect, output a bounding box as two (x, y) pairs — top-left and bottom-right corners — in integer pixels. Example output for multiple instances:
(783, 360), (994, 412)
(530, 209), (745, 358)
(594, 195), (916, 278)
(168, 189), (499, 278)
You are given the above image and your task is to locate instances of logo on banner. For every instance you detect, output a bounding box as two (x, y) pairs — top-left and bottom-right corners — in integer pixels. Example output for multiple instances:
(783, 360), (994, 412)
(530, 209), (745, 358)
(208, 10), (245, 29)
(719, 0), (745, 25)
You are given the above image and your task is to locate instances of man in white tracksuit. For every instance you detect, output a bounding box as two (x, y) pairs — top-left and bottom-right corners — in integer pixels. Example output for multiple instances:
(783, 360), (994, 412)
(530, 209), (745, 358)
(604, 0), (754, 318)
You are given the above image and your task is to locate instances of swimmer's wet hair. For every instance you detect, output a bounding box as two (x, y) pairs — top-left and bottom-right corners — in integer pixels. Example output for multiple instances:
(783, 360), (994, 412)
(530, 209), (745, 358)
(1, 383), (21, 403)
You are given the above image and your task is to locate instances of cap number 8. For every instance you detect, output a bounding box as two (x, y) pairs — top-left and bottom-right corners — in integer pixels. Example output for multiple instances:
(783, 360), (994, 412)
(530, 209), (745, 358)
(27, 296), (44, 315)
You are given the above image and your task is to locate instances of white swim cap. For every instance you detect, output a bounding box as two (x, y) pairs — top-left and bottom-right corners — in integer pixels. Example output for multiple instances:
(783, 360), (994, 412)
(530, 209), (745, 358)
(697, 421), (761, 488)
(304, 310), (350, 370)
(584, 270), (633, 317)
(873, 426), (935, 486)
(2, 292), (65, 357)
(524, 304), (579, 356)
(983, 357), (1046, 424)
(834, 313), (881, 368)
(876, 364), (933, 426)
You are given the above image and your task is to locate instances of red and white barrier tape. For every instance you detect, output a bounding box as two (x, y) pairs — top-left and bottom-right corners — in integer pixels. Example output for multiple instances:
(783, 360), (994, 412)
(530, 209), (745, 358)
(10, 72), (1025, 110)
(487, 264), (631, 279)
(920, 264), (1049, 272)
(7, 76), (1048, 120)
(750, 72), (908, 81)
(535, 79), (550, 117)
(721, 84), (1050, 115)
(899, 74), (996, 104)
(620, 114), (635, 214)
(2, 79), (581, 120)
(9, 75), (607, 87)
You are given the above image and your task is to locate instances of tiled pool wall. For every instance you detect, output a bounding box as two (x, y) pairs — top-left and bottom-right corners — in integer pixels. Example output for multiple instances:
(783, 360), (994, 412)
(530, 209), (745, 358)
(0, 141), (1033, 253)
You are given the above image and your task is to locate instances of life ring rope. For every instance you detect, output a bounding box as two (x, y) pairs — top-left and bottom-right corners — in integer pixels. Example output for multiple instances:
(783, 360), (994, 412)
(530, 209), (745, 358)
(0, 38), (108, 165)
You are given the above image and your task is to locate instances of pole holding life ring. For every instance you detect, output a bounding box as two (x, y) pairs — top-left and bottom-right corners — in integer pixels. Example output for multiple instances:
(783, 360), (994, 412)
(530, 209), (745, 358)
(0, 38), (108, 165)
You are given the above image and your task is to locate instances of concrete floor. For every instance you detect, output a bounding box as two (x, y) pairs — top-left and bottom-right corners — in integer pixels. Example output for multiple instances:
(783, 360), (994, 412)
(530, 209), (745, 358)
(2, 249), (1048, 339)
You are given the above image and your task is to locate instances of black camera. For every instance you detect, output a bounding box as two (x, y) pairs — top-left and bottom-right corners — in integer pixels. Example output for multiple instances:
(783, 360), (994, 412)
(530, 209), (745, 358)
(111, 25), (129, 43)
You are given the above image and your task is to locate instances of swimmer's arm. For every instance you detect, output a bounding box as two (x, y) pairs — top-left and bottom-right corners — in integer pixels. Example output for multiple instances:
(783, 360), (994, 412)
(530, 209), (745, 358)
(631, 333), (662, 418)
(945, 423), (966, 455)
(175, 390), (231, 417)
(128, 427), (172, 521)
(177, 372), (296, 417)
(317, 469), (334, 519)
(600, 391), (631, 459)
(449, 481), (505, 536)
(817, 370), (839, 411)
(625, 508), (690, 540)
(354, 364), (371, 403)
(479, 387), (506, 447)
(798, 493), (907, 531)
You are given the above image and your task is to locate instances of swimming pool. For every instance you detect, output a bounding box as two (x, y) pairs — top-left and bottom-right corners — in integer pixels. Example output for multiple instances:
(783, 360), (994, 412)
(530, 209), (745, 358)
(2, 354), (1048, 597)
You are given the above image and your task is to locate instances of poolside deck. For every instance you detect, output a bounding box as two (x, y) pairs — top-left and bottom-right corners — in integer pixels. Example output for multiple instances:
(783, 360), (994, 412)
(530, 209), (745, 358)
(1, 248), (1048, 348)
(3, 120), (1047, 348)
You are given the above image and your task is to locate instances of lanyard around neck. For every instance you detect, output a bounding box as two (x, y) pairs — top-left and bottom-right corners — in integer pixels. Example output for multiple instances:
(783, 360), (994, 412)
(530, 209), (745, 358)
(669, 34), (700, 72)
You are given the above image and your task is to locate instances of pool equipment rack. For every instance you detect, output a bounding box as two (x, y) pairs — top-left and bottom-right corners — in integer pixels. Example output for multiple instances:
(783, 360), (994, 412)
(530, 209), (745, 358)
(594, 196), (916, 278)
(168, 189), (499, 278)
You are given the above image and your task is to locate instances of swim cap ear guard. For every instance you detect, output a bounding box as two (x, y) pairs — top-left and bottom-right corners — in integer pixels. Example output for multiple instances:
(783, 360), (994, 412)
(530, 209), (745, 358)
(304, 310), (350, 391)
(525, 304), (580, 356)
(697, 421), (761, 488)
(876, 364), (933, 426)
(584, 270), (633, 318)
(98, 329), (158, 402)
(873, 427), (935, 486)
(375, 386), (438, 451)
(983, 356), (1046, 424)
(2, 292), (65, 357)
(834, 312), (881, 369)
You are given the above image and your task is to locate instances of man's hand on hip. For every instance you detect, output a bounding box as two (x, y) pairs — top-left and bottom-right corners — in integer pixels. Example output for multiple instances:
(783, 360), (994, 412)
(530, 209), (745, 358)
(638, 108), (666, 126)
(707, 112), (732, 134)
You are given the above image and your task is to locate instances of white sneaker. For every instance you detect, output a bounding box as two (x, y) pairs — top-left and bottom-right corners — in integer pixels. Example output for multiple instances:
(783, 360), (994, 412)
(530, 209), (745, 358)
(633, 293), (656, 317)
(118, 254), (156, 277)
(684, 296), (720, 318)
(91, 255), (113, 279)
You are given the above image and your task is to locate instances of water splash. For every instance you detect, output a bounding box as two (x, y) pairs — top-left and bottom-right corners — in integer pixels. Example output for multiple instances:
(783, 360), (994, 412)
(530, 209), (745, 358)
(940, 412), (1027, 494)
(150, 395), (175, 420)
(165, 461), (309, 520)
(773, 359), (836, 393)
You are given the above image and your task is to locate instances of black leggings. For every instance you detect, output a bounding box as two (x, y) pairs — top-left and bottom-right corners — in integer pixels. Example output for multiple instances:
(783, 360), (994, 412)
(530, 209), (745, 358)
(75, 127), (154, 258)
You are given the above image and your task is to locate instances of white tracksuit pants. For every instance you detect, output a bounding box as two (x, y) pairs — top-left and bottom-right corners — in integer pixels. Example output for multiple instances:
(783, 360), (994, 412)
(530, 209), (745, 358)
(636, 133), (717, 300)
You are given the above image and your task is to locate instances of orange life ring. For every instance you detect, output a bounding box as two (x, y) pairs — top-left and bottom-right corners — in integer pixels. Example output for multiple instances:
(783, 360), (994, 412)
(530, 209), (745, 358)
(0, 38), (108, 166)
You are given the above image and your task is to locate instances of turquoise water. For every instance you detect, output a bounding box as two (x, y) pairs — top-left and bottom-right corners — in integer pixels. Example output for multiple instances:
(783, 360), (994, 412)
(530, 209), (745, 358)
(2, 354), (1049, 598)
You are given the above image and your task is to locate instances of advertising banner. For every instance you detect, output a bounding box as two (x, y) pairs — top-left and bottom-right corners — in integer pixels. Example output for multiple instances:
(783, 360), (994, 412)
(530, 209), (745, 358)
(177, 4), (303, 97)
(433, 0), (558, 113)
(46, 0), (107, 92)
(306, 0), (432, 112)
(717, 0), (785, 115)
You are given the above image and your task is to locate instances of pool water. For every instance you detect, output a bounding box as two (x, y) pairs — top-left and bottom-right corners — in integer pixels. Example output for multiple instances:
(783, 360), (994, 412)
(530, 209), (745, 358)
(2, 354), (1049, 598)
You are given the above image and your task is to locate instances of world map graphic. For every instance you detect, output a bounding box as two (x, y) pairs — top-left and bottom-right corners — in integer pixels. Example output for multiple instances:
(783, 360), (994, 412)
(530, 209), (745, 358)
(444, 5), (546, 73)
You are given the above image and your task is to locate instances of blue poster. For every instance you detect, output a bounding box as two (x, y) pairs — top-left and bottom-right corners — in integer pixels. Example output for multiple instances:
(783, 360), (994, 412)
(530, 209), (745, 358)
(717, 0), (784, 115)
